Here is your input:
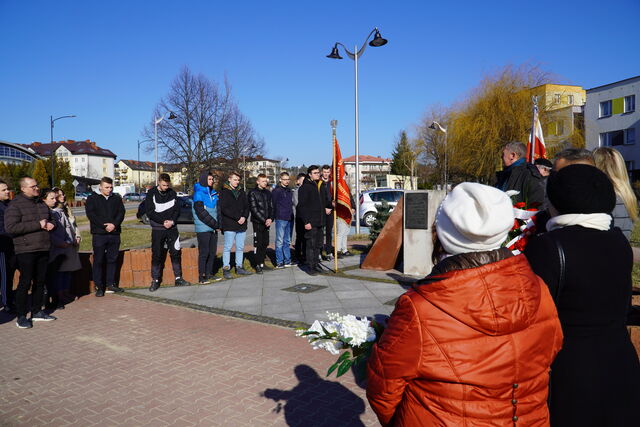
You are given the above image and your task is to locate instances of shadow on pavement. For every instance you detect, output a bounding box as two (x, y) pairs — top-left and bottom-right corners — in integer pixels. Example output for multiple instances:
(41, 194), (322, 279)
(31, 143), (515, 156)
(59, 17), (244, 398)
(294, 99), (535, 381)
(262, 364), (366, 426)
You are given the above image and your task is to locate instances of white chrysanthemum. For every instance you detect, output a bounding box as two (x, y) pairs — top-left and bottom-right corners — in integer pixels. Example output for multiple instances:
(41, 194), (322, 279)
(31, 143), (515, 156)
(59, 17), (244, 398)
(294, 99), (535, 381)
(327, 312), (376, 347)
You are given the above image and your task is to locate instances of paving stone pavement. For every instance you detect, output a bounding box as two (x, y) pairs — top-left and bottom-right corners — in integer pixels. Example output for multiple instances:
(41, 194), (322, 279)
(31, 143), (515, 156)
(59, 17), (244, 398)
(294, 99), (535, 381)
(0, 295), (382, 426)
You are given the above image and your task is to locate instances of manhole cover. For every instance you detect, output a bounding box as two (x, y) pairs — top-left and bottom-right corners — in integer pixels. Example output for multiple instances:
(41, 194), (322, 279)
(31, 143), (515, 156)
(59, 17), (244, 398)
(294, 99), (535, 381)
(384, 297), (399, 306)
(282, 283), (327, 294)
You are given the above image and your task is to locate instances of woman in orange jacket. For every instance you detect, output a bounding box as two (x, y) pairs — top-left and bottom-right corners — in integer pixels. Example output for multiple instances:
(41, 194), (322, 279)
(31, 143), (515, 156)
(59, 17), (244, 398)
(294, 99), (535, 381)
(366, 183), (562, 426)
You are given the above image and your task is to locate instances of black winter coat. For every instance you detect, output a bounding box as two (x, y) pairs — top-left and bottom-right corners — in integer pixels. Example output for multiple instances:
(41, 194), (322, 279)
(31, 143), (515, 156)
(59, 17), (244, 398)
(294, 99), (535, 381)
(495, 159), (545, 207)
(0, 200), (13, 252)
(219, 185), (249, 232)
(296, 177), (331, 227)
(248, 186), (274, 224)
(4, 193), (52, 254)
(145, 187), (180, 230)
(85, 192), (125, 235)
(525, 225), (640, 426)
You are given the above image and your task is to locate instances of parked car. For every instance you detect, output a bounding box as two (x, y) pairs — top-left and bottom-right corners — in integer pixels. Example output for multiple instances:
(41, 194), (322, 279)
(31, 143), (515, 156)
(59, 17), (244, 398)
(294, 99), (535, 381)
(137, 196), (193, 225)
(176, 191), (189, 197)
(75, 191), (92, 201)
(123, 192), (146, 202)
(359, 188), (404, 227)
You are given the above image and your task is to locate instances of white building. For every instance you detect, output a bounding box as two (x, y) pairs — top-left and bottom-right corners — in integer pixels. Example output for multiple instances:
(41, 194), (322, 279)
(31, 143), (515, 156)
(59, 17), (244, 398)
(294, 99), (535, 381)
(585, 76), (639, 177)
(245, 156), (283, 182)
(343, 155), (392, 191)
(27, 140), (116, 180)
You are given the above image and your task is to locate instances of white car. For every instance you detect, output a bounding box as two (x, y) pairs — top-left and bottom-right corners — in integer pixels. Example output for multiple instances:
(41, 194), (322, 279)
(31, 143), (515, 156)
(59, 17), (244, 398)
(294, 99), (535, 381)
(176, 191), (188, 197)
(359, 189), (404, 227)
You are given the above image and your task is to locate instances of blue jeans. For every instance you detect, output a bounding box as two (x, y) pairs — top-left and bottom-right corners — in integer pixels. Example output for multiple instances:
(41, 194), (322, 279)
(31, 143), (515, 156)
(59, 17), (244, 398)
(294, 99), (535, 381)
(223, 231), (246, 269)
(275, 220), (292, 265)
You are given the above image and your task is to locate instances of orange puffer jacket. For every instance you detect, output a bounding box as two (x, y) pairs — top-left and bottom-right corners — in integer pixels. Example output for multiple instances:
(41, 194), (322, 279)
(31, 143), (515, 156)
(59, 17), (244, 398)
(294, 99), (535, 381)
(366, 254), (562, 426)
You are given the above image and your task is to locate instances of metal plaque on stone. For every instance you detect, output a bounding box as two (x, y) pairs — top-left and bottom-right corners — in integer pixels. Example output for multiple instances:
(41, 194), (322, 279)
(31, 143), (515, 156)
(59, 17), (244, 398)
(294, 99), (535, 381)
(404, 192), (429, 229)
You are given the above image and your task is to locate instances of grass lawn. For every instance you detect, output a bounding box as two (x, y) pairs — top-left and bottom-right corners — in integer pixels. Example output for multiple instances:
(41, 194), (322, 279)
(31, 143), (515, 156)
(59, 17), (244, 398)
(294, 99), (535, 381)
(79, 227), (196, 251)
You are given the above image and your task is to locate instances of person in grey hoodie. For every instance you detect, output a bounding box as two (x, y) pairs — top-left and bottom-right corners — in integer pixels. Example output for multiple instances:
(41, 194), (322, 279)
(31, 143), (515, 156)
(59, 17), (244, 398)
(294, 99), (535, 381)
(192, 171), (222, 284)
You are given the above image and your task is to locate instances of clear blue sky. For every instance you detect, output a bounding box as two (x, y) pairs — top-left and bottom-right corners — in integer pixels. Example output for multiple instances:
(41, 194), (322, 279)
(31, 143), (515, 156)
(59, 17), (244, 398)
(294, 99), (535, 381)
(1, 0), (638, 167)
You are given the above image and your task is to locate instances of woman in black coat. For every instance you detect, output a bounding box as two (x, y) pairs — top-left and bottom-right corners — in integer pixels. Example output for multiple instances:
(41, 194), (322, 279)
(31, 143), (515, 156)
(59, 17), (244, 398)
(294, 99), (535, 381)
(525, 164), (640, 426)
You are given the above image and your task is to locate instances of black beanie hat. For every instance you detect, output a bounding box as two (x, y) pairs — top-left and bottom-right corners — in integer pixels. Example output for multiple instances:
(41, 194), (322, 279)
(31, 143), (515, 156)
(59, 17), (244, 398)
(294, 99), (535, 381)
(547, 164), (616, 214)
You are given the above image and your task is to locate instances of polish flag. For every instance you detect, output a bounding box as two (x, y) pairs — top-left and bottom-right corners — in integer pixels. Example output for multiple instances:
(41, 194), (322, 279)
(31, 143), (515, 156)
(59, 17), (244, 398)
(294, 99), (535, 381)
(526, 105), (546, 162)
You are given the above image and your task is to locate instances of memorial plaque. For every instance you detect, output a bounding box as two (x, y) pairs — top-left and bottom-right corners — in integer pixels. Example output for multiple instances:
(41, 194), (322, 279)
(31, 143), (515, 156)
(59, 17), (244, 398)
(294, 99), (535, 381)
(404, 192), (429, 229)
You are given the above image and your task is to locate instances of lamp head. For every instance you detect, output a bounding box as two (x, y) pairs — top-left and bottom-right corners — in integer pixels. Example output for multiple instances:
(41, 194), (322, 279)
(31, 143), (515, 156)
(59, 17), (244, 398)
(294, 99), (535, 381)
(168, 112), (177, 120)
(326, 44), (343, 59)
(369, 30), (388, 47)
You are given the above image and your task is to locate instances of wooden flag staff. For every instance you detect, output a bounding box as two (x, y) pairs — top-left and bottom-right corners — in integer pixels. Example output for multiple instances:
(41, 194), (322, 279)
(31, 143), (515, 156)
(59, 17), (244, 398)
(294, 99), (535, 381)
(331, 119), (339, 272)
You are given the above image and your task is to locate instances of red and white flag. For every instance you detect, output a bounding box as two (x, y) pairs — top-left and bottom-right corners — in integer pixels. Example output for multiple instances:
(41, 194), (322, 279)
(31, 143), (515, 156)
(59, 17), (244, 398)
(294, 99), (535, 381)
(526, 104), (546, 162)
(332, 139), (353, 225)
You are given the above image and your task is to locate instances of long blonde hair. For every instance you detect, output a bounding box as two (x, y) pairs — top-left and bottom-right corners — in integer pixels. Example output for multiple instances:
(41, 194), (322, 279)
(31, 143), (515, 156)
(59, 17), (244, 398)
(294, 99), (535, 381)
(593, 147), (638, 221)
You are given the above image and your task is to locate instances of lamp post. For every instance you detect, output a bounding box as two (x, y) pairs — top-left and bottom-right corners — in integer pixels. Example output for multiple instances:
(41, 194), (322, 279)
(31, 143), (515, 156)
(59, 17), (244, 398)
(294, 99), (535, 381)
(50, 114), (76, 186)
(327, 27), (388, 234)
(154, 112), (176, 184)
(429, 121), (448, 193)
(137, 138), (152, 192)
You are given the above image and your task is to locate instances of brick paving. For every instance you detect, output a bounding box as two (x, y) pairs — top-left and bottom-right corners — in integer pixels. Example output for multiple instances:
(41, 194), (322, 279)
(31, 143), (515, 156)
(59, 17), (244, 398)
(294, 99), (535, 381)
(0, 295), (380, 426)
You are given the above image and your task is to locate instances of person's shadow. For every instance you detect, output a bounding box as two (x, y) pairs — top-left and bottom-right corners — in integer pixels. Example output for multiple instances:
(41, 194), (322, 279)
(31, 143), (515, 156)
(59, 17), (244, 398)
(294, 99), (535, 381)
(262, 364), (366, 426)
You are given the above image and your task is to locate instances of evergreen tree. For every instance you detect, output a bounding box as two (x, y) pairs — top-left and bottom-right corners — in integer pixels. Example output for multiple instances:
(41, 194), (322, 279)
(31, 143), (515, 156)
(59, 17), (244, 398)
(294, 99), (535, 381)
(369, 200), (392, 244)
(31, 160), (49, 188)
(390, 130), (415, 177)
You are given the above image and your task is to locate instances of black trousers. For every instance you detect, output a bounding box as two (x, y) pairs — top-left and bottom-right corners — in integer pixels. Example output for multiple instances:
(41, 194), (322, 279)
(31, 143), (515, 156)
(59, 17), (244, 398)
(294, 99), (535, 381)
(252, 222), (270, 266)
(151, 228), (182, 281)
(196, 231), (218, 278)
(92, 234), (121, 288)
(324, 213), (334, 253)
(15, 251), (48, 317)
(294, 218), (306, 262)
(304, 226), (323, 268)
(0, 250), (16, 308)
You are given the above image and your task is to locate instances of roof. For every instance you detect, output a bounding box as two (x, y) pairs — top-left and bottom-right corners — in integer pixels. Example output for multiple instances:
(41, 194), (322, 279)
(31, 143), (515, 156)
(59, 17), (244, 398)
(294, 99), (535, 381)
(343, 155), (391, 163)
(246, 155), (280, 163)
(26, 140), (117, 158)
(119, 159), (155, 171)
(587, 75), (640, 92)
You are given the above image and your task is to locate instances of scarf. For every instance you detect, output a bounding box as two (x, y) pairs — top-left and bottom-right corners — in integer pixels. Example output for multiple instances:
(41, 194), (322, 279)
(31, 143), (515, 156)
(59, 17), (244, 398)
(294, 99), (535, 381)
(223, 182), (240, 199)
(546, 213), (611, 232)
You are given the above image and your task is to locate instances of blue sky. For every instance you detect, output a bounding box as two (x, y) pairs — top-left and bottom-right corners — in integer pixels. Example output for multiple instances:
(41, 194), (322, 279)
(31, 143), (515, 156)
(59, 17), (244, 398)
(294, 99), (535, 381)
(1, 0), (638, 167)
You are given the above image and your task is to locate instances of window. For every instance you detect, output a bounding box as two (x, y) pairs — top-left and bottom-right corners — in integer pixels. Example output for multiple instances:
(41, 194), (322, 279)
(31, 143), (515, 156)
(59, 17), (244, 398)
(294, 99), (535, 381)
(554, 93), (561, 104)
(625, 160), (635, 171)
(626, 128), (636, 145)
(600, 100), (612, 117)
(567, 94), (574, 105)
(556, 120), (564, 136)
(625, 95), (636, 113)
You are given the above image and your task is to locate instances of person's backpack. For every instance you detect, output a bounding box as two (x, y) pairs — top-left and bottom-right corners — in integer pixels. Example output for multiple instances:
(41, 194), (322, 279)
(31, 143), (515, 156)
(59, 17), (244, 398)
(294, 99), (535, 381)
(136, 199), (146, 219)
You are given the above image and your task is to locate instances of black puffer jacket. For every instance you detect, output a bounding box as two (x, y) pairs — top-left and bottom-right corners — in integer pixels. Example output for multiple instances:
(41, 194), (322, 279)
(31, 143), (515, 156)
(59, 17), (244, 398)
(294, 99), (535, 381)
(495, 159), (545, 207)
(296, 177), (331, 227)
(219, 183), (249, 232)
(85, 191), (125, 235)
(4, 193), (52, 254)
(248, 186), (274, 224)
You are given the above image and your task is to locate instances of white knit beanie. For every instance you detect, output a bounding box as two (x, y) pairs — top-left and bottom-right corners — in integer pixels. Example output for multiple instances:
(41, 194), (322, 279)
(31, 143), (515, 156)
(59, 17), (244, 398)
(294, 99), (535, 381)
(435, 183), (514, 255)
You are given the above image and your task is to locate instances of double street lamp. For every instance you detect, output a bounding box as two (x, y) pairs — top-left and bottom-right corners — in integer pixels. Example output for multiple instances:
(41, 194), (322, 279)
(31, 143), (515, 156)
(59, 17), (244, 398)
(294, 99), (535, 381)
(154, 112), (176, 184)
(327, 27), (388, 234)
(50, 114), (76, 186)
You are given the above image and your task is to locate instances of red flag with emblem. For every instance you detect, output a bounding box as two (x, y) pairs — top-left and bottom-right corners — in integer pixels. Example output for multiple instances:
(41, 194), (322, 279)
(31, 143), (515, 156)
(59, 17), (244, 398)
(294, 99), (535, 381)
(332, 139), (353, 225)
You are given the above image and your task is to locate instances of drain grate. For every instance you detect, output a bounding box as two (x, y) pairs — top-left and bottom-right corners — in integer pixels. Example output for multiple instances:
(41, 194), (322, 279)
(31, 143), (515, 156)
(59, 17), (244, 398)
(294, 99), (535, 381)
(384, 297), (399, 306)
(282, 283), (327, 294)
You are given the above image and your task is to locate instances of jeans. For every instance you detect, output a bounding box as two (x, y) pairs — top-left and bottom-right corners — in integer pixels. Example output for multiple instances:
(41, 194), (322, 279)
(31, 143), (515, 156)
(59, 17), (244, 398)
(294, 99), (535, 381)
(275, 219), (292, 265)
(223, 231), (246, 269)
(336, 219), (350, 252)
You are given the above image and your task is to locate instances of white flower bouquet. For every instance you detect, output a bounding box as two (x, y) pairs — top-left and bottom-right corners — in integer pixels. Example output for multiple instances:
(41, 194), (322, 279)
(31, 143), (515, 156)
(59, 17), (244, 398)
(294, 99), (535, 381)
(297, 312), (385, 379)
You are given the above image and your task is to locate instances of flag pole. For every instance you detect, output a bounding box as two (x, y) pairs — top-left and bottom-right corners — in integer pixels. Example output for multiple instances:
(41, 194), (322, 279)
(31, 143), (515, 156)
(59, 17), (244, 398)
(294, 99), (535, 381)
(331, 120), (339, 272)
(529, 96), (538, 163)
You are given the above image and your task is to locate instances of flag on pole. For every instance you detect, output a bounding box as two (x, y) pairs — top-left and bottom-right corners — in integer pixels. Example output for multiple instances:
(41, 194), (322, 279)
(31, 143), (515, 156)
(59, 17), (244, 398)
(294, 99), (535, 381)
(526, 103), (546, 162)
(332, 139), (353, 225)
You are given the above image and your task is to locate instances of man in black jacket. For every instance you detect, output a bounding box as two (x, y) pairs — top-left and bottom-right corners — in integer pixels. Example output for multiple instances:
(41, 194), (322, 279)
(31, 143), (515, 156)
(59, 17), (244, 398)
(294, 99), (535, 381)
(0, 180), (16, 314)
(86, 177), (126, 297)
(495, 141), (545, 207)
(248, 173), (274, 274)
(320, 165), (334, 260)
(296, 165), (331, 275)
(4, 176), (55, 328)
(219, 172), (252, 279)
(146, 173), (190, 291)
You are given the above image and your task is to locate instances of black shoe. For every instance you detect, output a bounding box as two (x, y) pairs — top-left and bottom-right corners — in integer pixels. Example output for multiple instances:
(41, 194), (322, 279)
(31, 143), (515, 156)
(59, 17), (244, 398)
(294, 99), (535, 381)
(175, 277), (191, 287)
(95, 287), (105, 297)
(343, 251), (353, 257)
(149, 280), (160, 292)
(236, 267), (252, 276)
(106, 285), (124, 293)
(206, 274), (223, 283)
(321, 255), (330, 261)
(285, 261), (296, 267)
(255, 265), (263, 274)
(261, 264), (273, 271)
(199, 275), (209, 285)
(16, 316), (32, 329)
(313, 265), (325, 274)
(307, 266), (319, 276)
(31, 311), (57, 322)
(223, 268), (232, 280)
(337, 252), (345, 259)
(275, 263), (285, 269)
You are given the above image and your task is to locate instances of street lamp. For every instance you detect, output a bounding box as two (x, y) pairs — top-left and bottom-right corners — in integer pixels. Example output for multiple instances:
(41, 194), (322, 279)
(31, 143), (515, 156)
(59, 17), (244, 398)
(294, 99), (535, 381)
(137, 138), (153, 192)
(429, 121), (448, 193)
(50, 114), (76, 186)
(327, 27), (388, 233)
(154, 111), (176, 184)
(242, 144), (256, 191)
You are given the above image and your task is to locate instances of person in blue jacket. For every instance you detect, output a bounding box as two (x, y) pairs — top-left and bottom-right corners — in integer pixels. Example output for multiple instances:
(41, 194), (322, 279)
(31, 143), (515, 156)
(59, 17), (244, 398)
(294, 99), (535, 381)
(192, 171), (222, 284)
